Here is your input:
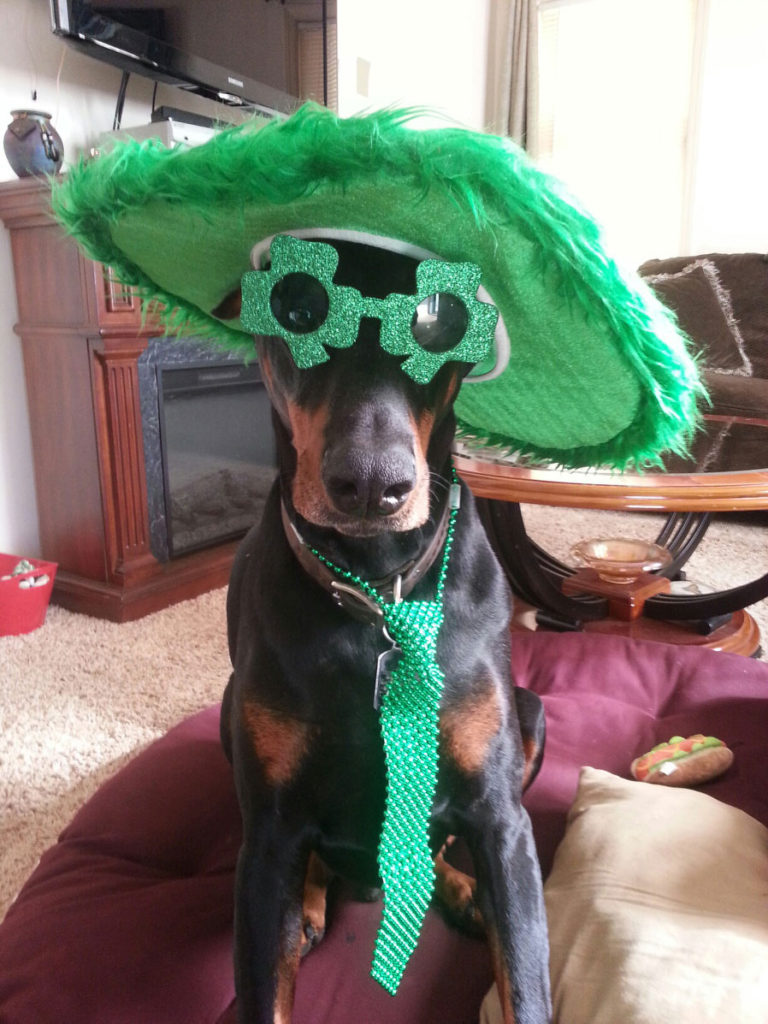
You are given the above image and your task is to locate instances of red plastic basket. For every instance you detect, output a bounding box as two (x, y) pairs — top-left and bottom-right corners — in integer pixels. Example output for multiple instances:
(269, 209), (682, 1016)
(0, 553), (58, 636)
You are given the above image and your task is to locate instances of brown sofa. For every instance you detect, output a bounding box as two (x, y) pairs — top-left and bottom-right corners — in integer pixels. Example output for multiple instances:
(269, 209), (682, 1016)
(638, 252), (768, 420)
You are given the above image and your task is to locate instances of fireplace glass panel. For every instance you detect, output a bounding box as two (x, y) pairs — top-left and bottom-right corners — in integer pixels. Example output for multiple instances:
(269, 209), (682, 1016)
(158, 362), (276, 558)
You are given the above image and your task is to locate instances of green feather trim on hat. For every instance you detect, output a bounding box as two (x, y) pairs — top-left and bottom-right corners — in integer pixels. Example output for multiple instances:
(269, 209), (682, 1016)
(51, 103), (704, 469)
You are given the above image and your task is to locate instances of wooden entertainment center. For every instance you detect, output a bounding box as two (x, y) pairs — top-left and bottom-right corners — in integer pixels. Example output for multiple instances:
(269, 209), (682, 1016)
(0, 176), (239, 622)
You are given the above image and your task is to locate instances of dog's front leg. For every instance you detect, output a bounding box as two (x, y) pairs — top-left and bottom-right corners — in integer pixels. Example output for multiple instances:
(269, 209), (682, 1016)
(234, 821), (308, 1024)
(441, 692), (551, 1023)
(470, 809), (551, 1024)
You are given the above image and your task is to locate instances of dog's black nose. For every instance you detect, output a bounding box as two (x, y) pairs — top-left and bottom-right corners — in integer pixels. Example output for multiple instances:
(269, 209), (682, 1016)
(325, 449), (416, 518)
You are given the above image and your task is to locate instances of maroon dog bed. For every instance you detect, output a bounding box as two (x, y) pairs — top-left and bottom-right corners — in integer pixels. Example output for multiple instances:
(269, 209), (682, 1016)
(2, 632), (767, 1024)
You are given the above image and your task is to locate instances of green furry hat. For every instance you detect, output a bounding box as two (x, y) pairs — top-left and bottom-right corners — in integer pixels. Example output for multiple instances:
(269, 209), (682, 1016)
(52, 103), (703, 468)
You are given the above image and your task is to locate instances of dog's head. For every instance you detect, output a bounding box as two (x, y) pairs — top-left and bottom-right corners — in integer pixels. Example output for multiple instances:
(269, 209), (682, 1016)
(215, 235), (497, 538)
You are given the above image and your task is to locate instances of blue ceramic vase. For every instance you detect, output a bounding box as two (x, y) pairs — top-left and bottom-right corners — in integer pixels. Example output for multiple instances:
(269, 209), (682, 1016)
(3, 109), (64, 177)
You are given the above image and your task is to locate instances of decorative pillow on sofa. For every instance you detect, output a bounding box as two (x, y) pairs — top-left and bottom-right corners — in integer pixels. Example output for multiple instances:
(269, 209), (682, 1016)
(480, 767), (768, 1024)
(643, 258), (752, 375)
(698, 371), (768, 420)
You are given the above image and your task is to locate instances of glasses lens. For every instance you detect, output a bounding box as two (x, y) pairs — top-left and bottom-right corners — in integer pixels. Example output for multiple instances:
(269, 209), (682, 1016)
(270, 273), (329, 335)
(410, 293), (469, 353)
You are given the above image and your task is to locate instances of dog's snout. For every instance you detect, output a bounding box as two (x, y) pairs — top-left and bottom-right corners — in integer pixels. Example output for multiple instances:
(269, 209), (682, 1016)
(325, 447), (417, 518)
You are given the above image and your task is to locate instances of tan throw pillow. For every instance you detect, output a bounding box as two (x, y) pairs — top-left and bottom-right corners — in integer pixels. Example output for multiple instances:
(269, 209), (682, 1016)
(480, 767), (768, 1024)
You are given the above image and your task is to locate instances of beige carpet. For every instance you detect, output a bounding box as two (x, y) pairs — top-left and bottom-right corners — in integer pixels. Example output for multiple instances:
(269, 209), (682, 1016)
(1, 587), (231, 919)
(1, 506), (766, 919)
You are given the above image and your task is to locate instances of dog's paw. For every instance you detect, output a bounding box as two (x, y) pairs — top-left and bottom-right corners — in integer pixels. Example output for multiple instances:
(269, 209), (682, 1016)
(433, 841), (486, 939)
(299, 852), (330, 957)
(347, 882), (382, 904)
(299, 916), (326, 958)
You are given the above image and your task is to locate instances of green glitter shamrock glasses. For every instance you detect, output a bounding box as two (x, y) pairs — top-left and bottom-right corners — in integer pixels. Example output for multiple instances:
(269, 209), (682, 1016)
(240, 235), (499, 384)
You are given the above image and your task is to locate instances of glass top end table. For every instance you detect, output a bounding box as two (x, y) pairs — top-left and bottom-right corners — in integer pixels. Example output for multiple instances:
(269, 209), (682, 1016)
(454, 416), (768, 657)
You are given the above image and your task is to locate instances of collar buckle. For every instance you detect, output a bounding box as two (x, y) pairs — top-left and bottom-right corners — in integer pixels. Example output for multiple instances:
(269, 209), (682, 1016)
(330, 580), (385, 626)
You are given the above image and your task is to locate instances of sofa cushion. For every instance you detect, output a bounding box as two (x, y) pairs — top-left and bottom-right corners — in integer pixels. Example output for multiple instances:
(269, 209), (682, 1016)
(513, 633), (768, 876)
(642, 258), (752, 374)
(640, 252), (768, 379)
(701, 369), (768, 420)
(482, 766), (768, 1024)
(2, 633), (768, 1023)
(0, 706), (493, 1024)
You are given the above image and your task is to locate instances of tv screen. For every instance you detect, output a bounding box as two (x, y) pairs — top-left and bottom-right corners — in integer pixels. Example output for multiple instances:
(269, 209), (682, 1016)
(50, 0), (336, 117)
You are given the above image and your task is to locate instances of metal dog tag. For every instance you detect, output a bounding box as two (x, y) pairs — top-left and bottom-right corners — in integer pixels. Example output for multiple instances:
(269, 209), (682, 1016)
(374, 642), (401, 711)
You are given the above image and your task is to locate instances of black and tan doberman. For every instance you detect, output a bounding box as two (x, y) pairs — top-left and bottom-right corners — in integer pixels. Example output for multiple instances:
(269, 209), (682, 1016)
(219, 236), (551, 1023)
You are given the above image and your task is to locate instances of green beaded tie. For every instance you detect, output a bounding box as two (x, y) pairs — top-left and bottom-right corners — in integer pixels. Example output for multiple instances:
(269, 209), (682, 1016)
(312, 486), (459, 995)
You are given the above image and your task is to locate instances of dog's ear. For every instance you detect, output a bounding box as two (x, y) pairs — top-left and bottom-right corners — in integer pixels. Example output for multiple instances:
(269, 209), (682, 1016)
(212, 286), (242, 321)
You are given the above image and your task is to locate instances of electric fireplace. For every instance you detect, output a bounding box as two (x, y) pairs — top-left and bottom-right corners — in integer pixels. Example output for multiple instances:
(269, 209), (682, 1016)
(139, 339), (277, 562)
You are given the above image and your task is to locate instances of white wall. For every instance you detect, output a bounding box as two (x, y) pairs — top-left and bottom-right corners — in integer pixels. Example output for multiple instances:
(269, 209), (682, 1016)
(688, 0), (768, 253)
(336, 0), (490, 127)
(0, 199), (36, 556)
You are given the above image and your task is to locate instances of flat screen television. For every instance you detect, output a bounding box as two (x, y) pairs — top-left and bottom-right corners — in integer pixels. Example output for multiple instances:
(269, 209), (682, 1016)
(50, 0), (335, 118)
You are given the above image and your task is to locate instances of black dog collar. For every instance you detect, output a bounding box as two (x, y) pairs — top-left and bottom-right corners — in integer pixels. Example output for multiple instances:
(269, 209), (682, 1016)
(280, 497), (453, 627)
